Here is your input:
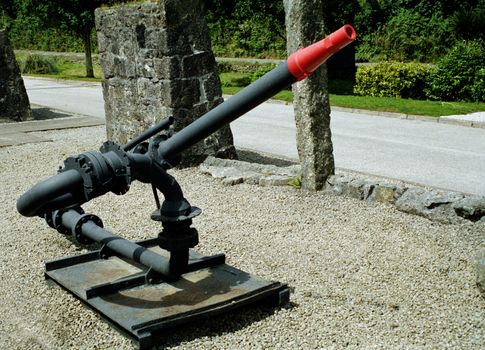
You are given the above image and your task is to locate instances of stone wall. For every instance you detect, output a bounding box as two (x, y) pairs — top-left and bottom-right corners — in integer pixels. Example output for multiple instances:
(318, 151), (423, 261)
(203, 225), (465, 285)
(0, 30), (31, 122)
(95, 0), (235, 165)
(200, 156), (485, 225)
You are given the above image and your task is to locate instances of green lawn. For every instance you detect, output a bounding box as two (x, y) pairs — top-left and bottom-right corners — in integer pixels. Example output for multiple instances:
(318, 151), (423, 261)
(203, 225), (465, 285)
(16, 52), (485, 117)
(16, 52), (103, 82)
(220, 72), (485, 117)
(328, 95), (485, 117)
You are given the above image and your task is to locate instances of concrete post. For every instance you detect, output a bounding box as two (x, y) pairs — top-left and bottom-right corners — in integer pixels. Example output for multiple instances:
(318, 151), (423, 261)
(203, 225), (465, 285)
(284, 0), (335, 190)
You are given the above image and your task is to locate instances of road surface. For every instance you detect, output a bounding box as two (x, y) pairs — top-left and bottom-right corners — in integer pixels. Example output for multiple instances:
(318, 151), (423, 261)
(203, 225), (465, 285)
(23, 77), (485, 196)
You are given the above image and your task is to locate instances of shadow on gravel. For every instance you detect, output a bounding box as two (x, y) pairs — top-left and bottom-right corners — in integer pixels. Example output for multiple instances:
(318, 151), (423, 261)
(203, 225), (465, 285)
(237, 149), (297, 167)
(152, 301), (299, 349)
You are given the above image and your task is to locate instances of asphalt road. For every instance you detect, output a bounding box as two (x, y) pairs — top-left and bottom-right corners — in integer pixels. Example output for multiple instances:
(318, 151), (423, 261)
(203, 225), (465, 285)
(23, 77), (485, 196)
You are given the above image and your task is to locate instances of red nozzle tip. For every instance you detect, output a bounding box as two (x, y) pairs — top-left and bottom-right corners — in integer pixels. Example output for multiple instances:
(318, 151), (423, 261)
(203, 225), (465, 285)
(288, 24), (357, 81)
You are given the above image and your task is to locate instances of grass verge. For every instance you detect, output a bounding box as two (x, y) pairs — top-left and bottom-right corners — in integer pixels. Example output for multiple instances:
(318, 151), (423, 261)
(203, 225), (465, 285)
(16, 52), (103, 82)
(16, 52), (485, 117)
(328, 95), (485, 117)
(220, 73), (485, 117)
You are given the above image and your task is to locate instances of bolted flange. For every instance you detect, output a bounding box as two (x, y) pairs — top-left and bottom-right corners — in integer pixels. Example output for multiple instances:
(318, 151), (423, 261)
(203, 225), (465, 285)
(72, 213), (103, 245)
(49, 207), (84, 235)
(158, 219), (199, 252)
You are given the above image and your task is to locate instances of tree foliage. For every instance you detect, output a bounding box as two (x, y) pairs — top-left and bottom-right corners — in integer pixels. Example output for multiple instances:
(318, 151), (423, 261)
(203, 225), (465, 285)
(204, 0), (286, 58)
(204, 0), (356, 58)
(426, 40), (485, 102)
(355, 0), (484, 62)
(1, 0), (118, 77)
(1, 0), (484, 66)
(27, 0), (119, 77)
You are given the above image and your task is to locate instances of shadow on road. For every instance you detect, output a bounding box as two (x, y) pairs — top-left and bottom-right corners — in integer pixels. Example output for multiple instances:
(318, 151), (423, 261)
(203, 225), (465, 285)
(31, 105), (73, 120)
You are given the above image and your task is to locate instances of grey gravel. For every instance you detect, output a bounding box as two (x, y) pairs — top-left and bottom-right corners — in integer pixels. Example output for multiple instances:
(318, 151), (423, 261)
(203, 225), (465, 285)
(0, 126), (484, 349)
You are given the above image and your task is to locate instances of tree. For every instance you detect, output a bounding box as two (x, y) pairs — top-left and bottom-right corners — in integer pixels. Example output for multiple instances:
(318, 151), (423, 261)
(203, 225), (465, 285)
(204, 0), (286, 57)
(450, 0), (485, 41)
(0, 0), (17, 18)
(324, 0), (360, 32)
(26, 0), (116, 78)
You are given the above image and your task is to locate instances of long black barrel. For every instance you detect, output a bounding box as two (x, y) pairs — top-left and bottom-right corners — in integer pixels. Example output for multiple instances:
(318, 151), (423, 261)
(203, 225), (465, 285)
(158, 24), (357, 160)
(123, 116), (174, 151)
(158, 63), (296, 160)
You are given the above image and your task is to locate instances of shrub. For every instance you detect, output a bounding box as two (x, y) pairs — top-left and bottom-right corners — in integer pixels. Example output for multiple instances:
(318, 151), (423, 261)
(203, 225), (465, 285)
(450, 7), (485, 42)
(219, 72), (251, 87)
(21, 54), (59, 74)
(4, 13), (91, 53)
(356, 9), (452, 62)
(426, 40), (485, 102)
(216, 61), (272, 74)
(471, 68), (485, 102)
(354, 62), (432, 99)
(250, 64), (277, 82)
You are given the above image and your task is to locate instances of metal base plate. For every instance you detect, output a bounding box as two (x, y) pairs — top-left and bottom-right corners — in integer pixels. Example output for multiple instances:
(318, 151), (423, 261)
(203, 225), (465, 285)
(44, 239), (290, 349)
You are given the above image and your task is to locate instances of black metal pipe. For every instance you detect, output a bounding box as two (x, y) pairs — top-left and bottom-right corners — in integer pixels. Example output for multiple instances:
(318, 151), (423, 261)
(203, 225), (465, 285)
(61, 210), (173, 277)
(123, 116), (174, 152)
(128, 153), (184, 202)
(17, 170), (84, 217)
(128, 153), (191, 217)
(36, 193), (78, 214)
(158, 63), (297, 160)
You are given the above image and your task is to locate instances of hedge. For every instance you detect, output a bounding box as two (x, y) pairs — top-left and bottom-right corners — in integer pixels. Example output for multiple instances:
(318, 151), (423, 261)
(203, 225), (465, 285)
(426, 40), (485, 102)
(354, 62), (432, 99)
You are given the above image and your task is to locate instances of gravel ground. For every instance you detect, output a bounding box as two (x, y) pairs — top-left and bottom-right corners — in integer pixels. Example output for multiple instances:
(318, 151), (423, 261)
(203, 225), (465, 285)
(0, 126), (484, 350)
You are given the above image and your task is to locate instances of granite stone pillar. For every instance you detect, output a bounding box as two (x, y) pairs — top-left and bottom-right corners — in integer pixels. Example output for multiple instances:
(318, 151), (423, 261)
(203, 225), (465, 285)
(0, 30), (31, 122)
(284, 0), (335, 190)
(95, 0), (235, 166)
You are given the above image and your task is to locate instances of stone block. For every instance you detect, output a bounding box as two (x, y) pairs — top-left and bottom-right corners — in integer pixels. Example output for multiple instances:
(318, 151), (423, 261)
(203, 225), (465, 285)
(0, 30), (31, 121)
(157, 28), (194, 56)
(325, 174), (350, 195)
(259, 175), (292, 187)
(222, 176), (244, 186)
(201, 73), (223, 102)
(136, 58), (155, 79)
(153, 56), (181, 79)
(164, 78), (201, 108)
(96, 1), (235, 164)
(395, 188), (465, 223)
(200, 156), (301, 187)
(453, 196), (485, 222)
(181, 52), (215, 77)
(369, 183), (405, 204)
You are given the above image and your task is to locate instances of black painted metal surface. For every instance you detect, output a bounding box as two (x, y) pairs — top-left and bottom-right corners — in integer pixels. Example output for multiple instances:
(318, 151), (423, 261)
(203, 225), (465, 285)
(45, 239), (289, 349)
